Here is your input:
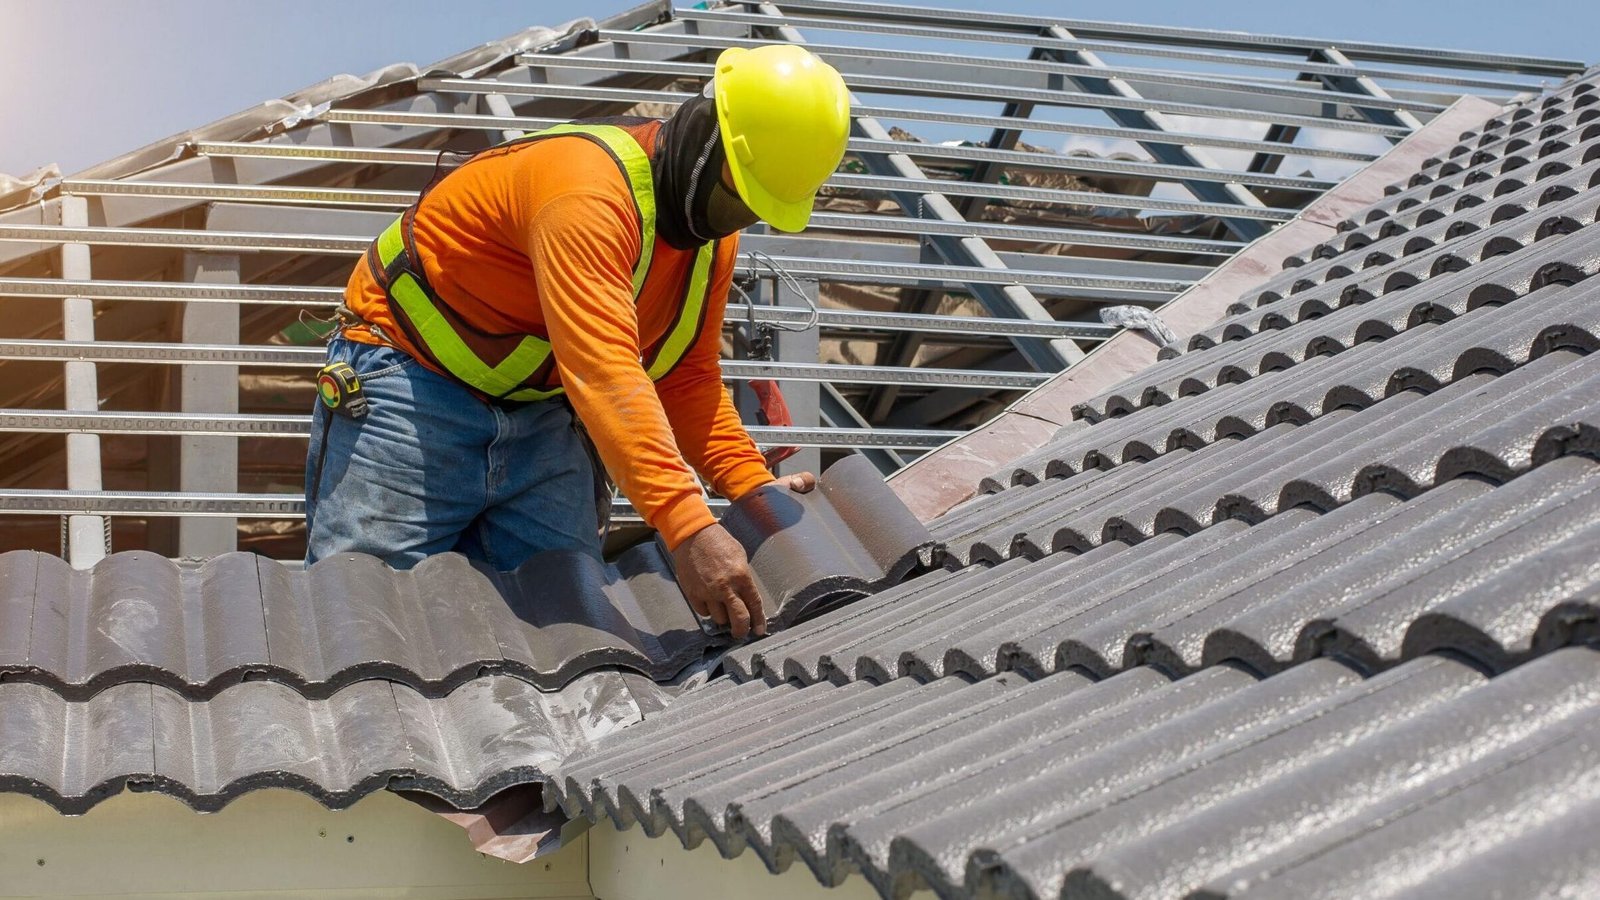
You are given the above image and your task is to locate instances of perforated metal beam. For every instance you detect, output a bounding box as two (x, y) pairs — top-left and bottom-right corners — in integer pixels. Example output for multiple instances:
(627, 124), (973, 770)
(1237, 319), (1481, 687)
(0, 339), (1051, 389)
(744, 0), (1583, 74)
(0, 409), (957, 449)
(63, 170), (1299, 223)
(675, 6), (1561, 87)
(516, 43), (1441, 118)
(0, 276), (1154, 328)
(418, 79), (1368, 181)
(1041, 25), (1271, 242)
(1312, 46), (1427, 133)
(745, 2), (1083, 376)
(320, 96), (1378, 167)
(0, 489), (717, 523)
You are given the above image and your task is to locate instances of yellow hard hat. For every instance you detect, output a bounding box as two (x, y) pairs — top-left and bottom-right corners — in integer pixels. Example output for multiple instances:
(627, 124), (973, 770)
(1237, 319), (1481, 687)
(712, 45), (850, 233)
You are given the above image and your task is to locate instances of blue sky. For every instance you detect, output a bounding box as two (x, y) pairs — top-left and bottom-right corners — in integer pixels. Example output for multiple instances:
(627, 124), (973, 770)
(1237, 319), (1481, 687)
(1, 0), (1595, 178)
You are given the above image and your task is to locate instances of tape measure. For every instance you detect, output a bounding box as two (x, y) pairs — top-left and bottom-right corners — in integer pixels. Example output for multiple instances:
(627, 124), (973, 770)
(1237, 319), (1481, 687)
(317, 362), (368, 419)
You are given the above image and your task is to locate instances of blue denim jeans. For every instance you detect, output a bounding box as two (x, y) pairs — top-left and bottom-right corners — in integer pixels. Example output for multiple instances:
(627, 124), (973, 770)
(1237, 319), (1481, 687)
(304, 336), (602, 570)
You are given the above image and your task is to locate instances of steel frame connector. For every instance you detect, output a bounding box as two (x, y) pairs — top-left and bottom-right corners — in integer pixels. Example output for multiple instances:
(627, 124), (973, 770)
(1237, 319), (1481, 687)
(1310, 47), (1425, 134)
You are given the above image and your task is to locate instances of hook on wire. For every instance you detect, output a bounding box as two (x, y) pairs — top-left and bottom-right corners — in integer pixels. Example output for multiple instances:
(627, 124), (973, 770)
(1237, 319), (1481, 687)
(734, 251), (819, 362)
(742, 251), (820, 333)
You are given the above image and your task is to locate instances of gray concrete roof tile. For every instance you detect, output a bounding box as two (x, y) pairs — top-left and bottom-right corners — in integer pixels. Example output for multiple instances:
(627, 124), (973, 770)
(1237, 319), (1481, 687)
(1215, 708), (1600, 899)
(569, 76), (1600, 899)
(1, 669), (668, 814)
(756, 455), (1600, 689)
(1083, 216), (1600, 423)
(944, 319), (1600, 568)
(0, 543), (706, 697)
(0, 455), (930, 701)
(0, 455), (936, 815)
(557, 649), (1600, 898)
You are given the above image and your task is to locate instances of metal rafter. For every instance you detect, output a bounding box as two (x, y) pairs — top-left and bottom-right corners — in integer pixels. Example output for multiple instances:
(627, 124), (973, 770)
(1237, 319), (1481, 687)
(529, 36), (1443, 117)
(1, 0), (1585, 556)
(0, 490), (714, 523)
(62, 171), (1298, 222)
(1040, 25), (1272, 242)
(0, 277), (1119, 339)
(321, 93), (1381, 166)
(58, 196), (107, 567)
(0, 217), (1239, 258)
(741, 0), (1582, 74)
(447, 69), (1413, 139)
(739, 1), (1083, 375)
(675, 7), (1558, 89)
(0, 339), (1051, 389)
(861, 40), (1043, 422)
(0, 409), (957, 449)
(2, 250), (1189, 299)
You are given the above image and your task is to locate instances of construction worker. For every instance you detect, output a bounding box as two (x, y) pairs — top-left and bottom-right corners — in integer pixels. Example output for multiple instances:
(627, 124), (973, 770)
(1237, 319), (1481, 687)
(304, 45), (849, 640)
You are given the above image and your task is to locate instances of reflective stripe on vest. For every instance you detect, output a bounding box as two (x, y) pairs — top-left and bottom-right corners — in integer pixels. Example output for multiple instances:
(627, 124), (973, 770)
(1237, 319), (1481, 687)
(375, 122), (716, 402)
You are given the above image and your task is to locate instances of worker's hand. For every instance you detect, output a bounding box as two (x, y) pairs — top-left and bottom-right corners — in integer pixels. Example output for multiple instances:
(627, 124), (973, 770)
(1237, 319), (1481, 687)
(774, 471), (817, 493)
(671, 523), (767, 640)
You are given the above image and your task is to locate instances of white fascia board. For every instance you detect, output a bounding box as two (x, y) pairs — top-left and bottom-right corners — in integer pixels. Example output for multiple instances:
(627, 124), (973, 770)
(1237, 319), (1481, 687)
(0, 790), (592, 899)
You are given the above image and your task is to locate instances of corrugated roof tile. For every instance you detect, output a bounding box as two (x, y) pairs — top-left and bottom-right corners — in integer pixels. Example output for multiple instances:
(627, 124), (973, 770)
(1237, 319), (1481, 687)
(556, 648), (1600, 899)
(569, 69), (1600, 899)
(1, 669), (665, 814)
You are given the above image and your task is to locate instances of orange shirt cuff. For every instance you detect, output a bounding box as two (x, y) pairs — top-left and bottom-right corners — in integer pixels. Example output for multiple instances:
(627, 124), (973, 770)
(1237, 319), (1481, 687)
(719, 462), (776, 503)
(655, 492), (719, 551)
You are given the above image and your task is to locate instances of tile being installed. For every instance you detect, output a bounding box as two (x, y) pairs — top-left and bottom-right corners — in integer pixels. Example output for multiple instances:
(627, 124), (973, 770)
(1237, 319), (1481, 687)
(0, 668), (665, 815)
(0, 454), (933, 699)
(553, 648), (1600, 900)
(719, 454), (938, 626)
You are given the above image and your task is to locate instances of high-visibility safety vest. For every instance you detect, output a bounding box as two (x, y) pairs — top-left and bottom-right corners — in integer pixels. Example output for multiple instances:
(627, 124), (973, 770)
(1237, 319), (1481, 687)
(368, 121), (718, 402)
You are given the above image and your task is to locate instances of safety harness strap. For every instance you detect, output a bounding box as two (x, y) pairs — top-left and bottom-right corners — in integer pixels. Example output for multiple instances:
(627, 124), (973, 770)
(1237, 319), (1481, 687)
(369, 122), (714, 402)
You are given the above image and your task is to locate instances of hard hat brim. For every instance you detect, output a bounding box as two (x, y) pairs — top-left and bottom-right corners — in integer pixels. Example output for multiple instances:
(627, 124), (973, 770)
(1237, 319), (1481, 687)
(722, 153), (815, 233)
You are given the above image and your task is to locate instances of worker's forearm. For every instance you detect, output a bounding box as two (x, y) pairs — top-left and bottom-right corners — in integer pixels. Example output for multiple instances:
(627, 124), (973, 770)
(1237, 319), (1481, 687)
(659, 363), (774, 501)
(563, 365), (717, 549)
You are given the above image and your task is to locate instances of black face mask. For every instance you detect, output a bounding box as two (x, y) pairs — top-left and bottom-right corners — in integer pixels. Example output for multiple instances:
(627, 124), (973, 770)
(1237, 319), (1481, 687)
(654, 86), (757, 250)
(705, 168), (760, 235)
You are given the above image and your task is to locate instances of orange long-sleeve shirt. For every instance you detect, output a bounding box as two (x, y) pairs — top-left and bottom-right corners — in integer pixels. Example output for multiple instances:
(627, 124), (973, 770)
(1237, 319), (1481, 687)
(341, 122), (774, 549)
